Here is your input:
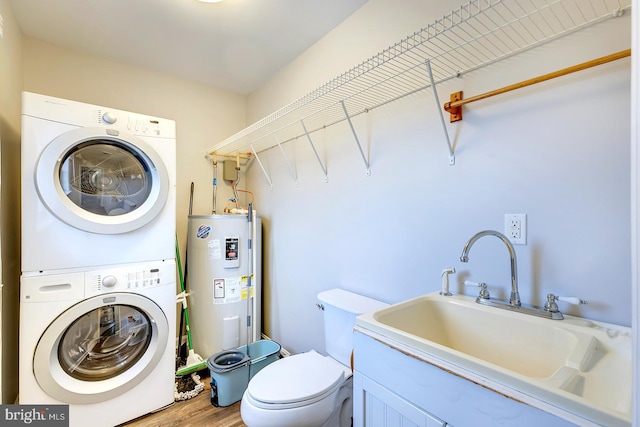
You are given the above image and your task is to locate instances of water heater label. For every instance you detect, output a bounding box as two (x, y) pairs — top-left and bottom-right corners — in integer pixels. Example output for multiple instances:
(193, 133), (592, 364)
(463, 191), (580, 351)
(212, 276), (254, 304)
(214, 279), (225, 298)
(212, 276), (241, 303)
(208, 239), (221, 259)
(224, 236), (240, 268)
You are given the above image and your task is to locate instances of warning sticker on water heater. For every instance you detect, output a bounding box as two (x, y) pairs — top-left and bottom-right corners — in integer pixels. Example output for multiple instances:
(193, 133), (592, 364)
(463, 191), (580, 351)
(225, 237), (239, 260)
(213, 279), (225, 298)
(224, 236), (240, 268)
(212, 275), (254, 304)
(213, 277), (240, 303)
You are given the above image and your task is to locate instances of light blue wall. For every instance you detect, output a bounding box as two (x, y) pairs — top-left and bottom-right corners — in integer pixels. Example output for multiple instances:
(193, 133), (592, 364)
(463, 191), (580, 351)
(245, 0), (632, 356)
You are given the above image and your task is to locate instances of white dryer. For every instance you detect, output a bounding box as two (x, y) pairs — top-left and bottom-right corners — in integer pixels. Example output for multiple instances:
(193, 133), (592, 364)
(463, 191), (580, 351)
(19, 260), (176, 427)
(21, 92), (176, 273)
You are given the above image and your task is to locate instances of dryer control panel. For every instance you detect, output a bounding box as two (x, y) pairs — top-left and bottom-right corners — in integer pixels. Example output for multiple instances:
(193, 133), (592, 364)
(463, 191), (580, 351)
(22, 92), (176, 139)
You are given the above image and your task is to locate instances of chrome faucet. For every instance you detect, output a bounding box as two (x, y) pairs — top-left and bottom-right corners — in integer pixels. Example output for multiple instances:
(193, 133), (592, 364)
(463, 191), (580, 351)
(459, 230), (586, 320)
(460, 230), (521, 307)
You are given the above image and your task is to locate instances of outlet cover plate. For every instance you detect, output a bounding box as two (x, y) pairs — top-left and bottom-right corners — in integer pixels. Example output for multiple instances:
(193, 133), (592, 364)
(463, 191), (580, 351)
(505, 213), (527, 245)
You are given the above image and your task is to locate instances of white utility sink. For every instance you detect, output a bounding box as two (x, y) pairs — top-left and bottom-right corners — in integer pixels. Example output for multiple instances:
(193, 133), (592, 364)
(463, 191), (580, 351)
(355, 292), (632, 426)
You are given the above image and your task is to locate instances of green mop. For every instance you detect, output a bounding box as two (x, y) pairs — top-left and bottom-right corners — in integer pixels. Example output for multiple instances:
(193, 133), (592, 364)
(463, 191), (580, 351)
(175, 237), (208, 377)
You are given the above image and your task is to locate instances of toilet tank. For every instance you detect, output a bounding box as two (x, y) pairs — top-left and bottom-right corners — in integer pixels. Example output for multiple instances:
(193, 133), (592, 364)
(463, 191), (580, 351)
(317, 289), (388, 367)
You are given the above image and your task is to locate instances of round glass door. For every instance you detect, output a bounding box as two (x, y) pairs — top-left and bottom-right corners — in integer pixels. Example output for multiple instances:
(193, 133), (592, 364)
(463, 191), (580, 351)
(36, 127), (170, 234)
(33, 292), (168, 404)
(60, 141), (153, 217)
(58, 304), (152, 381)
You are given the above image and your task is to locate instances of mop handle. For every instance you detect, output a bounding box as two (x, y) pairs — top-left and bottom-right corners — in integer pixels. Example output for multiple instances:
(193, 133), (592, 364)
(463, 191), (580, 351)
(175, 237), (193, 349)
(246, 204), (253, 357)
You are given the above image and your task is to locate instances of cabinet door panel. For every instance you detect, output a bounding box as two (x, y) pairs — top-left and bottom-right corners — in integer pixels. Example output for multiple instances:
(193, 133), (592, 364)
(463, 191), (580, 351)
(360, 374), (446, 427)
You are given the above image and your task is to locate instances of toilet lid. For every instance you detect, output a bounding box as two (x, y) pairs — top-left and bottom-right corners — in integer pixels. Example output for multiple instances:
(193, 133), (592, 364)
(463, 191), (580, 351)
(246, 350), (346, 406)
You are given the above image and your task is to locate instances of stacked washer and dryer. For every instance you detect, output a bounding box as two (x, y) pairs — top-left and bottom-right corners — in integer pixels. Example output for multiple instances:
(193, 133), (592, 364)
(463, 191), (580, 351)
(19, 92), (177, 426)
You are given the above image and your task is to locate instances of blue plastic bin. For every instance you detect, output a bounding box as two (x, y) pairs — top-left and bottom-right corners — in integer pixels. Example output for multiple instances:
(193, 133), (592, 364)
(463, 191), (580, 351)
(207, 340), (281, 407)
(207, 350), (250, 407)
(238, 339), (281, 380)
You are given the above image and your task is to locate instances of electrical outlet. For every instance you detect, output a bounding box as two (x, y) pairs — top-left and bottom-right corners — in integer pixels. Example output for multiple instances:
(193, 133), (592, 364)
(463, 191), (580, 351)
(505, 214), (527, 245)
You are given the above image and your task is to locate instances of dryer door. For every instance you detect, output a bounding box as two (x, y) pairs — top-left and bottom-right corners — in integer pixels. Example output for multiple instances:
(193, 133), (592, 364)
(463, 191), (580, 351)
(33, 293), (169, 404)
(35, 127), (170, 234)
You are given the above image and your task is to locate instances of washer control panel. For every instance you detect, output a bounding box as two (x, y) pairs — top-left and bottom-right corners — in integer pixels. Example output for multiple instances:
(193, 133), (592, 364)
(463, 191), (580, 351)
(84, 261), (173, 297)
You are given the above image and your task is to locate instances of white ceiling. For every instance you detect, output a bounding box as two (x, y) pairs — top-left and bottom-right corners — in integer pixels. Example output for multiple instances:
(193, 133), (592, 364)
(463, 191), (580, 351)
(9, 0), (369, 95)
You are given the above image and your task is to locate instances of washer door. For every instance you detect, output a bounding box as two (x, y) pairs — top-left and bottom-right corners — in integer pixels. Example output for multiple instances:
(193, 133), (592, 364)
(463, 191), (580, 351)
(36, 127), (170, 234)
(33, 293), (169, 404)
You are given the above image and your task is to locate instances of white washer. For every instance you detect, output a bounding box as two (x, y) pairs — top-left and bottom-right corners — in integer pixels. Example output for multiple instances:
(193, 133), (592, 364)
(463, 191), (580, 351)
(21, 92), (176, 273)
(19, 260), (176, 427)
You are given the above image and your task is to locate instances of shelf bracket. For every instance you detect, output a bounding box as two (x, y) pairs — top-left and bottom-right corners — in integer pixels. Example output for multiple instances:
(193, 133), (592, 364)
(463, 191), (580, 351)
(249, 143), (273, 190)
(274, 134), (299, 185)
(340, 100), (371, 176)
(447, 91), (463, 122)
(301, 120), (329, 182)
(425, 59), (455, 165)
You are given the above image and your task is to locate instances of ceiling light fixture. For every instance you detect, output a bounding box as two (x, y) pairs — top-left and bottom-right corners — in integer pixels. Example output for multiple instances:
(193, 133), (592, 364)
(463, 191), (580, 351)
(197, 0), (224, 3)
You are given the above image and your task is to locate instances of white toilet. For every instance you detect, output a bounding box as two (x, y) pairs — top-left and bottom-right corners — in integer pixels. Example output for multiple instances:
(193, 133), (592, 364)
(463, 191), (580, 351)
(240, 288), (388, 427)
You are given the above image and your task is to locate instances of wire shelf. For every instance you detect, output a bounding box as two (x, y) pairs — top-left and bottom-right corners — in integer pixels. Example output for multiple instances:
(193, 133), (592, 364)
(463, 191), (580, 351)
(207, 0), (631, 158)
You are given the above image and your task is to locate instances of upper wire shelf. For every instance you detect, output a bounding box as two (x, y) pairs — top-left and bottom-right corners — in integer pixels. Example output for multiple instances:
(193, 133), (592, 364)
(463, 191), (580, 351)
(207, 0), (631, 157)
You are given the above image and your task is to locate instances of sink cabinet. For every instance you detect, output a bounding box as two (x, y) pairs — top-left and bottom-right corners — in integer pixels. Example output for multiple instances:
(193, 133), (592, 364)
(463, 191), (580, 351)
(353, 330), (580, 427)
(355, 372), (446, 427)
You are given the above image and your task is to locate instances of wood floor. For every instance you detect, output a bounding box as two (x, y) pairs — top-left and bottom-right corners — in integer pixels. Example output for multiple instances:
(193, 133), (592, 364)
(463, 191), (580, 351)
(119, 376), (246, 427)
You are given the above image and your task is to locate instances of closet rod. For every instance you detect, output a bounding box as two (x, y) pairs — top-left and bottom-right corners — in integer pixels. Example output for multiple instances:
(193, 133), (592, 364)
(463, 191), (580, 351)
(444, 49), (631, 122)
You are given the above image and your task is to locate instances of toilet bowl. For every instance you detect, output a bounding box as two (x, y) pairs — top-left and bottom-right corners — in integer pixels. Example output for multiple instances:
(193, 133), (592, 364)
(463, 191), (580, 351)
(240, 350), (352, 427)
(240, 288), (388, 427)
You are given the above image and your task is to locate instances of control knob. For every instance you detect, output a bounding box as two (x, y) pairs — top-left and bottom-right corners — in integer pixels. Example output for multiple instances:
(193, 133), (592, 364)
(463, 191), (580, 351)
(102, 112), (118, 124)
(102, 275), (117, 288)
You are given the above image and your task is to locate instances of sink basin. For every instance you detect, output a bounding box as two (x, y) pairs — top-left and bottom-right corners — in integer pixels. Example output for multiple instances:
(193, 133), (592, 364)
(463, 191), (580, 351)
(355, 292), (632, 426)
(374, 297), (593, 378)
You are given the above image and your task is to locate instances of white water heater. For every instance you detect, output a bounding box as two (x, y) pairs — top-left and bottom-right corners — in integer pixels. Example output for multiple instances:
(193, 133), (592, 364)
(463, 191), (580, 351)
(186, 213), (261, 359)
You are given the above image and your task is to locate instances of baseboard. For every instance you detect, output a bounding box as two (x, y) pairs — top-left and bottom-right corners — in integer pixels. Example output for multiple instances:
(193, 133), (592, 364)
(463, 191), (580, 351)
(261, 333), (291, 357)
(175, 333), (291, 357)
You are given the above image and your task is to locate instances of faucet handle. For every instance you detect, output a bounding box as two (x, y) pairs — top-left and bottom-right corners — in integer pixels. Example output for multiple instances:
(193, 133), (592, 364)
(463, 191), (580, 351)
(464, 281), (490, 299)
(545, 294), (587, 313)
(556, 296), (588, 305)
